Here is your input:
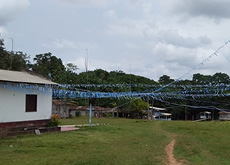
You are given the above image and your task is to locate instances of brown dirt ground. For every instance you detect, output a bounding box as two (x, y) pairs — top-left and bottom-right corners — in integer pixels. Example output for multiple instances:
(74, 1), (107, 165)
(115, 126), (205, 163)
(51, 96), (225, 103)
(165, 139), (183, 165)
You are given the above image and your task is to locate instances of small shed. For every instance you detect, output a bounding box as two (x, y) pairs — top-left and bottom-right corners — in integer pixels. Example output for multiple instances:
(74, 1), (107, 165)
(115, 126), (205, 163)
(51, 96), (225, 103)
(150, 106), (171, 120)
(199, 111), (211, 120)
(219, 111), (230, 121)
(52, 100), (72, 118)
(69, 106), (111, 117)
(160, 113), (172, 121)
(0, 69), (56, 129)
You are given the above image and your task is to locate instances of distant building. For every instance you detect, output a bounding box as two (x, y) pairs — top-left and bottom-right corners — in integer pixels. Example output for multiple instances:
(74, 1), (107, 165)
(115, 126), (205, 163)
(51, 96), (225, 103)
(219, 111), (230, 121)
(52, 100), (72, 118)
(0, 69), (56, 129)
(150, 106), (172, 120)
(69, 106), (111, 117)
(199, 111), (211, 120)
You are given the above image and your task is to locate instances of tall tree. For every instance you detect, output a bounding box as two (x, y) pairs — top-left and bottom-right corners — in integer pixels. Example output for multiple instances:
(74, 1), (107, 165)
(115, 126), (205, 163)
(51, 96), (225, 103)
(60, 63), (78, 84)
(11, 51), (30, 71)
(32, 52), (65, 82)
(211, 72), (230, 84)
(192, 73), (211, 84)
(65, 63), (78, 73)
(158, 75), (174, 84)
(193, 73), (230, 84)
(0, 39), (10, 69)
(129, 98), (149, 118)
(0, 39), (29, 71)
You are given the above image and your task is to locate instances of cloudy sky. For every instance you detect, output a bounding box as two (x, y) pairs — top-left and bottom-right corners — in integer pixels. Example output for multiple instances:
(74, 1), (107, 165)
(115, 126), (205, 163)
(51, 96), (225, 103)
(1, 0), (230, 81)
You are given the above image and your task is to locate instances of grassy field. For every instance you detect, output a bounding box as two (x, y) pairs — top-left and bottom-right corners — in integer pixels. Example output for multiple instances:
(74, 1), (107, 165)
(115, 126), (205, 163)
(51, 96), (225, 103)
(0, 117), (229, 165)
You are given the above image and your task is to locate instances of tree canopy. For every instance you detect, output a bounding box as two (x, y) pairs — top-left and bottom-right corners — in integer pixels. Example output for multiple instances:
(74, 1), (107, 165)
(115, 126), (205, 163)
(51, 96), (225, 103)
(0, 39), (29, 71)
(158, 75), (174, 84)
(32, 53), (65, 82)
(192, 73), (230, 84)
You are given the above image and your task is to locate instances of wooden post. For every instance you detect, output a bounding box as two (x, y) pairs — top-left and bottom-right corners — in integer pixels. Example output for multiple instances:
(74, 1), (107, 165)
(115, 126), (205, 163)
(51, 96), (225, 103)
(151, 98), (154, 120)
(147, 96), (150, 121)
(89, 103), (92, 125)
(212, 108), (214, 121)
(184, 107), (187, 121)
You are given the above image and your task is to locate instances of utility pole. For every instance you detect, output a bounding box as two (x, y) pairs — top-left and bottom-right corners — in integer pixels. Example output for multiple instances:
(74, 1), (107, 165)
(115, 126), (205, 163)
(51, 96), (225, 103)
(89, 103), (92, 125)
(151, 98), (154, 120)
(184, 107), (187, 121)
(147, 96), (150, 121)
(9, 38), (13, 52)
(85, 48), (89, 106)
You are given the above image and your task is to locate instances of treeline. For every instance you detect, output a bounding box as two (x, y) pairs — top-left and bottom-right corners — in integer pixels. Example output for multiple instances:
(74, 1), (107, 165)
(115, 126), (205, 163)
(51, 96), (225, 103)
(1, 39), (230, 119)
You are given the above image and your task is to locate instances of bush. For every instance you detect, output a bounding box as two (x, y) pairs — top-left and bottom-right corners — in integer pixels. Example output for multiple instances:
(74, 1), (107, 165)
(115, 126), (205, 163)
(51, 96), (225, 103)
(47, 114), (61, 127)
(75, 111), (81, 117)
(104, 113), (112, 117)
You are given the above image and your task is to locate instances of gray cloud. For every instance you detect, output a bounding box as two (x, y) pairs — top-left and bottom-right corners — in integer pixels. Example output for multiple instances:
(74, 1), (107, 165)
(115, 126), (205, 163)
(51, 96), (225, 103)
(129, 0), (140, 4)
(0, 0), (30, 26)
(172, 0), (230, 21)
(159, 30), (212, 48)
(2, 0), (230, 80)
(57, 0), (107, 7)
(152, 43), (199, 68)
(107, 16), (212, 49)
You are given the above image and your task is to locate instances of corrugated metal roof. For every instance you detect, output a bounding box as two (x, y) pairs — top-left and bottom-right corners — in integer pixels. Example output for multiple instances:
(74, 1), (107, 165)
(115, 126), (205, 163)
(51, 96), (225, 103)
(149, 106), (166, 111)
(161, 113), (172, 116)
(0, 69), (57, 85)
(52, 100), (73, 105)
(219, 111), (230, 114)
(69, 106), (111, 111)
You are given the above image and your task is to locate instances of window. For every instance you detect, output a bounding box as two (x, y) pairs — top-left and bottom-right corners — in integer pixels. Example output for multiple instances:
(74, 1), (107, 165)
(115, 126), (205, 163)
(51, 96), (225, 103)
(26, 95), (37, 112)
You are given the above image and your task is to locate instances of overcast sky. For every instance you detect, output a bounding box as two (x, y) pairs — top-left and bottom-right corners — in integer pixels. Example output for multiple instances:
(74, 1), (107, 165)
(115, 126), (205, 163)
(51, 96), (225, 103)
(1, 0), (230, 81)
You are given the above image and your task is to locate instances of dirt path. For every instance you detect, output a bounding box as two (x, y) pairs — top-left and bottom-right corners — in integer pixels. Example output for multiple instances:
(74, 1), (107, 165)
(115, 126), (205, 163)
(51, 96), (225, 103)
(165, 139), (182, 165)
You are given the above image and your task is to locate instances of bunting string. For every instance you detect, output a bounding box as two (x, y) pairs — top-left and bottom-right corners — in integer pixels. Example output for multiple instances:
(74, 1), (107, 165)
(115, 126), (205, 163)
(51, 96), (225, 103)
(0, 41), (229, 101)
(0, 82), (53, 95)
(155, 98), (230, 112)
(152, 40), (230, 93)
(1, 81), (230, 99)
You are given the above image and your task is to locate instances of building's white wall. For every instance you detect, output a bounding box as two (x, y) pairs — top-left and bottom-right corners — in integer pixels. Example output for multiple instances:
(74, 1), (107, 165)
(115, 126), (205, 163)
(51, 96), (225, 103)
(0, 87), (52, 123)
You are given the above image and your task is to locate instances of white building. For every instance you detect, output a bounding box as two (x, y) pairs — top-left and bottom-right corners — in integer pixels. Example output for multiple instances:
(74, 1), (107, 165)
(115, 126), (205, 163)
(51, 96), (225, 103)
(0, 69), (57, 129)
(150, 106), (172, 120)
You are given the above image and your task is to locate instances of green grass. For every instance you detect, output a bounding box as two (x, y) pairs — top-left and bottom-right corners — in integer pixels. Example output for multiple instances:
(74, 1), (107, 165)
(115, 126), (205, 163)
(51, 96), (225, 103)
(0, 117), (229, 165)
(161, 121), (230, 165)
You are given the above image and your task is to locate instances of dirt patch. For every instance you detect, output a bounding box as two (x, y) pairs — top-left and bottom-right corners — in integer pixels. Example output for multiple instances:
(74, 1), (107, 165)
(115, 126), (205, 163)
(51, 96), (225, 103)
(165, 139), (183, 165)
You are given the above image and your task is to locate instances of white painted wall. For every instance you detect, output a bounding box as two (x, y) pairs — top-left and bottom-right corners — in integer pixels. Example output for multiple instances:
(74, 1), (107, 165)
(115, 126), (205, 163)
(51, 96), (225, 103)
(0, 87), (52, 123)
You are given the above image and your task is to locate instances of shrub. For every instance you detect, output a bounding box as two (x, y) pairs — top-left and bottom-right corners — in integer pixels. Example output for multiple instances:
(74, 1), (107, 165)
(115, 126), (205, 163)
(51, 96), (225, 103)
(75, 111), (81, 117)
(104, 113), (112, 117)
(47, 114), (61, 127)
